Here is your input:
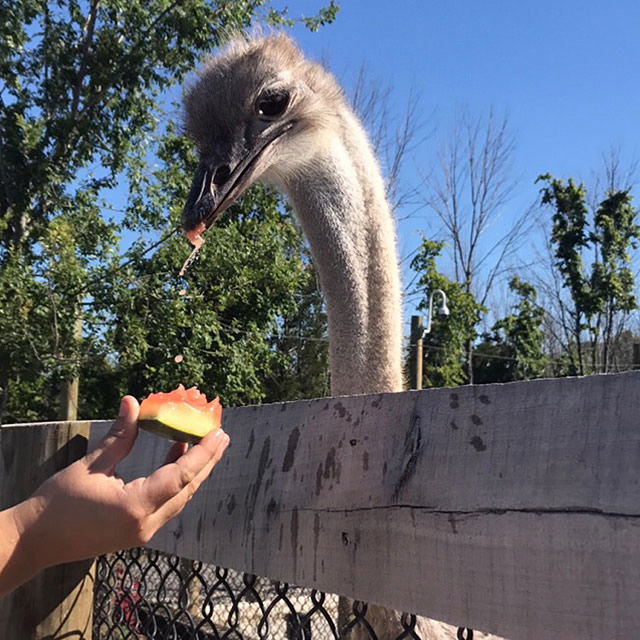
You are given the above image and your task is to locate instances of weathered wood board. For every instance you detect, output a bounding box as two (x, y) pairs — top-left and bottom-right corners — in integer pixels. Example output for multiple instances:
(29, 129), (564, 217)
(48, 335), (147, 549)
(13, 372), (640, 639)
(0, 421), (95, 639)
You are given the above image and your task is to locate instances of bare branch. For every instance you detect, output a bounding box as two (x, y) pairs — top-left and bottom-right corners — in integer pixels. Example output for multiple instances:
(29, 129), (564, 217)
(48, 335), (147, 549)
(422, 107), (519, 299)
(349, 65), (430, 212)
(601, 146), (638, 193)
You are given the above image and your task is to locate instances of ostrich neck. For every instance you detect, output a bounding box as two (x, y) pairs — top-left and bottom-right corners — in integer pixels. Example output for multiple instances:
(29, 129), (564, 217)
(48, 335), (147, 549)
(281, 123), (403, 396)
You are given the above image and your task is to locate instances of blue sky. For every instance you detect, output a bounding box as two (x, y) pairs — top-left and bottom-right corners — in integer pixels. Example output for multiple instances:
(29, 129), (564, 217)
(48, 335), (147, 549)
(291, 0), (639, 175)
(281, 1), (640, 318)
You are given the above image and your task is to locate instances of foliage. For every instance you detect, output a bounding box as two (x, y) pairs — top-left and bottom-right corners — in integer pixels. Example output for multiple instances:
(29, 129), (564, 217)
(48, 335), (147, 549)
(0, 1), (335, 422)
(474, 276), (547, 383)
(93, 192), (311, 412)
(410, 237), (485, 387)
(267, 1), (339, 32)
(537, 173), (639, 374)
(263, 257), (330, 402)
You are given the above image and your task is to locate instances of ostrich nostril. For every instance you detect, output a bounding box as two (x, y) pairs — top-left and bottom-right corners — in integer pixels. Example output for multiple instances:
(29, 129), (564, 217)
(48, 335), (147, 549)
(213, 165), (231, 186)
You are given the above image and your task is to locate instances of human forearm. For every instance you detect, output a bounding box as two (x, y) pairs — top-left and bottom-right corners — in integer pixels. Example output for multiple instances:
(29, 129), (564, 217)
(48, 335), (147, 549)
(0, 499), (42, 597)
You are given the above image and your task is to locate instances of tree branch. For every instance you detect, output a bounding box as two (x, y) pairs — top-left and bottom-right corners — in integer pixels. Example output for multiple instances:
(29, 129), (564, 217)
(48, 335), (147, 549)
(70, 0), (101, 121)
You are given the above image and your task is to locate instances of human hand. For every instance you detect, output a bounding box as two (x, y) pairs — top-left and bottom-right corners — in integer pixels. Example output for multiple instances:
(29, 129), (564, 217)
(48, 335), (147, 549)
(12, 395), (229, 571)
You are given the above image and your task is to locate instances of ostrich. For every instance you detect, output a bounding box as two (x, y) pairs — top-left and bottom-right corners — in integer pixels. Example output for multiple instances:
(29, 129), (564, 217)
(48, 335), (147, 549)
(180, 33), (478, 640)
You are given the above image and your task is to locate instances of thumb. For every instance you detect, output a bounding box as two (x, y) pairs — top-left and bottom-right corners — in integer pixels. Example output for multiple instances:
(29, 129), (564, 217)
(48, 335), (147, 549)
(85, 396), (140, 472)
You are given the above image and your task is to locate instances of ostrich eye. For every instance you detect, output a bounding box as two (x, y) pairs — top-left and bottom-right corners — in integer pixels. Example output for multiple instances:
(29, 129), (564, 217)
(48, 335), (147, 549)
(255, 90), (290, 120)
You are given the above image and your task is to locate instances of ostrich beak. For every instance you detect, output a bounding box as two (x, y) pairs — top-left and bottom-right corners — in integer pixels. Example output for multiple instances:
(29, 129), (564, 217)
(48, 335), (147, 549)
(181, 121), (294, 239)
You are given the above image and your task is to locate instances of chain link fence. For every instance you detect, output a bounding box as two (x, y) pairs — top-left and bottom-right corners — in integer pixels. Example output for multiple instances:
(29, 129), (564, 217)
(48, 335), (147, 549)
(92, 548), (446, 640)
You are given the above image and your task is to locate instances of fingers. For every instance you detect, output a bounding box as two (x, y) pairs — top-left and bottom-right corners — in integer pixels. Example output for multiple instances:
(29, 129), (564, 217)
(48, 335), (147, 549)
(164, 441), (189, 465)
(85, 396), (140, 473)
(141, 429), (229, 516)
(150, 444), (224, 527)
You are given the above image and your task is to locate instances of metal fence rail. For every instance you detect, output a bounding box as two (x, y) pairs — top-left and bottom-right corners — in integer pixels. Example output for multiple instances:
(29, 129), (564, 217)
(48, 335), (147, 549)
(92, 549), (427, 640)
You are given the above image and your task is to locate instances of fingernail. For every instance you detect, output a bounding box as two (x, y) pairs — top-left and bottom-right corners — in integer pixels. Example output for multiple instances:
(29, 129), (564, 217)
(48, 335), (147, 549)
(118, 398), (127, 417)
(215, 429), (230, 445)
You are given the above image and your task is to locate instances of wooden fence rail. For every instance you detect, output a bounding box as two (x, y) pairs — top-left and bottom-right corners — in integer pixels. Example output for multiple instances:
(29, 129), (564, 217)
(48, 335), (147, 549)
(3, 372), (640, 639)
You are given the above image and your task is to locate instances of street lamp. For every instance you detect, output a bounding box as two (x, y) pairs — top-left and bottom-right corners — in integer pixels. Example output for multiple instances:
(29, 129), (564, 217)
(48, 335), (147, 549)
(422, 289), (450, 339)
(411, 289), (450, 390)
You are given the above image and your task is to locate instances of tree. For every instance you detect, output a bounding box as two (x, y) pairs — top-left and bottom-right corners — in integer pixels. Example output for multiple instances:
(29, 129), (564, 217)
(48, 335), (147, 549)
(410, 237), (484, 387)
(474, 276), (547, 383)
(537, 173), (639, 375)
(95, 190), (314, 410)
(0, 1), (338, 422)
(421, 108), (532, 382)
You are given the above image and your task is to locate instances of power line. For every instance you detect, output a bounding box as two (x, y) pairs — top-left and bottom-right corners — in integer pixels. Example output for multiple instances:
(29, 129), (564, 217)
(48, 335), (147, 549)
(408, 340), (640, 369)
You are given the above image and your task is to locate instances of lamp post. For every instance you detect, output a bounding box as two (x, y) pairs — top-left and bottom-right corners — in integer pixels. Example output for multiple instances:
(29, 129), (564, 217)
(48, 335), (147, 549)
(411, 289), (450, 390)
(423, 289), (450, 338)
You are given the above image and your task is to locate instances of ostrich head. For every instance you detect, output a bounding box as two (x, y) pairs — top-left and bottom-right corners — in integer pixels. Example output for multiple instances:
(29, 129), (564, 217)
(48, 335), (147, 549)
(182, 33), (343, 234)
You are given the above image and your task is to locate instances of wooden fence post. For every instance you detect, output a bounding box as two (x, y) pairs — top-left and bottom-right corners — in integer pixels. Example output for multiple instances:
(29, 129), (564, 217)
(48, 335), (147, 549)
(59, 313), (82, 421)
(410, 315), (424, 390)
(59, 372), (80, 421)
(0, 421), (94, 639)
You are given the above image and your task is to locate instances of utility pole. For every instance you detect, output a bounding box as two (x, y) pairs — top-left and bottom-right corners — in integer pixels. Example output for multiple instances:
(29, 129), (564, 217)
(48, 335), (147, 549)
(410, 315), (424, 390)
